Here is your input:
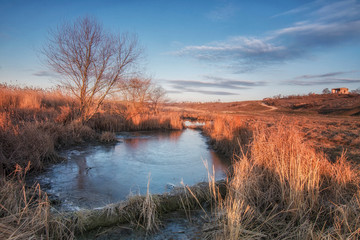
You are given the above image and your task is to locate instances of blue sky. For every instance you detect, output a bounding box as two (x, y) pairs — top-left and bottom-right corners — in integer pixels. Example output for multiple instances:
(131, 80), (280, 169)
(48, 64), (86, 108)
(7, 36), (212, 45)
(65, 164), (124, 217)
(0, 0), (359, 102)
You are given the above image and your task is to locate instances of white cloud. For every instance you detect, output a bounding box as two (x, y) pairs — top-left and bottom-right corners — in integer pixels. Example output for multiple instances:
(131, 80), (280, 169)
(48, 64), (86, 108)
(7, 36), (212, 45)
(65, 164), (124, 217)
(174, 0), (360, 72)
(206, 2), (239, 21)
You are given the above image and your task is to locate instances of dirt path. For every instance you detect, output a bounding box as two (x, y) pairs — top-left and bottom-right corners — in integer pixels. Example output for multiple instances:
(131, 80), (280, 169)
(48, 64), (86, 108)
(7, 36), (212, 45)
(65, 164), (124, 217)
(260, 102), (278, 111)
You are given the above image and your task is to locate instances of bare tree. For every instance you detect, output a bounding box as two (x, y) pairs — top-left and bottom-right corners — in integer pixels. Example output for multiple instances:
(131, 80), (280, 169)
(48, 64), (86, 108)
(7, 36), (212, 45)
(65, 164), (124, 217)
(351, 87), (360, 94)
(322, 88), (331, 94)
(148, 85), (167, 113)
(43, 16), (141, 122)
(119, 77), (167, 117)
(119, 77), (151, 117)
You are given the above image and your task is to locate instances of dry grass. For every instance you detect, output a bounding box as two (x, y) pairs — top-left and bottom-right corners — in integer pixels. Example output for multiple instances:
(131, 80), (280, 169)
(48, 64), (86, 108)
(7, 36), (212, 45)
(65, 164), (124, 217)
(0, 84), (186, 238)
(0, 164), (74, 239)
(0, 117), (99, 174)
(298, 117), (360, 163)
(209, 122), (360, 239)
(99, 131), (117, 143)
(203, 115), (252, 158)
(137, 175), (160, 232)
(263, 93), (360, 115)
(0, 84), (71, 110)
(89, 112), (183, 132)
(0, 84), (184, 175)
(2, 84), (360, 238)
(0, 119), (58, 174)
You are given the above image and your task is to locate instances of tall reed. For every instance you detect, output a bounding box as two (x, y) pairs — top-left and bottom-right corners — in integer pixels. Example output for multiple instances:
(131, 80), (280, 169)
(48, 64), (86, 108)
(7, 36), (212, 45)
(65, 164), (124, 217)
(203, 114), (252, 158)
(215, 122), (360, 239)
(0, 164), (74, 239)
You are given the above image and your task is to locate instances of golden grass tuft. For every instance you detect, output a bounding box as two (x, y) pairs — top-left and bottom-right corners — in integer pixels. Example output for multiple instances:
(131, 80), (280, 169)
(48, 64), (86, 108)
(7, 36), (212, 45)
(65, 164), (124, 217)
(138, 175), (160, 233)
(0, 164), (74, 239)
(203, 114), (252, 158)
(212, 122), (360, 239)
(0, 84), (71, 111)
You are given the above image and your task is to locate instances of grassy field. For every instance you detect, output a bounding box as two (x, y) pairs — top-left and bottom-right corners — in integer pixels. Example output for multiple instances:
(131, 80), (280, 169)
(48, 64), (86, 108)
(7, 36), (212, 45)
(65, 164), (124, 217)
(168, 94), (360, 239)
(202, 116), (360, 239)
(0, 84), (183, 239)
(1, 86), (360, 239)
(0, 84), (183, 174)
(169, 93), (360, 164)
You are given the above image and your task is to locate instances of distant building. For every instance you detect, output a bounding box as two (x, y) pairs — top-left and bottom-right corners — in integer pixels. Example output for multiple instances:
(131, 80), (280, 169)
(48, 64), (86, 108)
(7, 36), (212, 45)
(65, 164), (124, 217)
(331, 88), (349, 94)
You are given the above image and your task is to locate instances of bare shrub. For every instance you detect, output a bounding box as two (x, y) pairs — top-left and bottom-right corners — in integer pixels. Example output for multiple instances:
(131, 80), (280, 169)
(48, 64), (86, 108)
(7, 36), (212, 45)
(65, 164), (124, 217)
(99, 131), (117, 143)
(119, 77), (167, 116)
(55, 105), (78, 124)
(0, 122), (56, 173)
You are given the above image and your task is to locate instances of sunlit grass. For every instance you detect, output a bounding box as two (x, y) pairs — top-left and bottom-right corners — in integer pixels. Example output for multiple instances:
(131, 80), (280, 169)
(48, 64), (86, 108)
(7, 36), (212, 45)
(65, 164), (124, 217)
(0, 84), (184, 174)
(1, 84), (359, 238)
(0, 164), (74, 239)
(209, 122), (360, 239)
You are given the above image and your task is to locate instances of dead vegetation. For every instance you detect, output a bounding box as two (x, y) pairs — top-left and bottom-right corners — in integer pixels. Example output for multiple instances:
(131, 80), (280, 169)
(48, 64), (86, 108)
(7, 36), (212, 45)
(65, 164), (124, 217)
(0, 164), (75, 239)
(169, 93), (360, 117)
(263, 93), (360, 116)
(202, 115), (252, 159)
(0, 84), (183, 175)
(1, 84), (360, 239)
(61, 180), (225, 236)
(202, 120), (360, 239)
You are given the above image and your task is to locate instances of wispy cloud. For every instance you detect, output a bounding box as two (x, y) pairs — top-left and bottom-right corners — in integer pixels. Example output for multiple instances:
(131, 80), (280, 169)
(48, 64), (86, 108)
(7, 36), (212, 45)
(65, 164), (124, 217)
(163, 75), (266, 96)
(171, 80), (247, 90)
(203, 75), (266, 87)
(32, 70), (58, 78)
(174, 0), (360, 72)
(175, 36), (297, 72)
(172, 84), (238, 96)
(195, 90), (237, 96)
(171, 78), (265, 90)
(177, 36), (290, 59)
(287, 71), (360, 86)
(206, 2), (239, 22)
(272, 20), (360, 48)
(294, 71), (356, 80)
(314, 0), (360, 22)
(289, 78), (360, 86)
(271, 0), (322, 18)
(166, 90), (184, 94)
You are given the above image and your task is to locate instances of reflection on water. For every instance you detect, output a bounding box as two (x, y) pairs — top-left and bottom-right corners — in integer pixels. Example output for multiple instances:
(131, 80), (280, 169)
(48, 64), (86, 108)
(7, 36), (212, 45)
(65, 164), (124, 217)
(74, 156), (87, 190)
(31, 129), (229, 211)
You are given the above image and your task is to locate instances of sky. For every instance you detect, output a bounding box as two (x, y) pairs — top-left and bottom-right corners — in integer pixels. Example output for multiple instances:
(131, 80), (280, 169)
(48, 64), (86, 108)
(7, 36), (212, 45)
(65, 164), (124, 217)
(0, 0), (359, 102)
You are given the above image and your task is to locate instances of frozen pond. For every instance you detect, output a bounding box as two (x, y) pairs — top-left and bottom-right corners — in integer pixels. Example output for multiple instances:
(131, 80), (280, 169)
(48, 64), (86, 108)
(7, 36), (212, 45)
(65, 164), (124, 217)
(30, 129), (228, 211)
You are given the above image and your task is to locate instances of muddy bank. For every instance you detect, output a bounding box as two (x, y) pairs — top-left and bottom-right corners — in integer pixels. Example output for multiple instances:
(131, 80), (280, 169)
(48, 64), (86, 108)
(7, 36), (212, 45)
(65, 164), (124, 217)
(79, 210), (207, 240)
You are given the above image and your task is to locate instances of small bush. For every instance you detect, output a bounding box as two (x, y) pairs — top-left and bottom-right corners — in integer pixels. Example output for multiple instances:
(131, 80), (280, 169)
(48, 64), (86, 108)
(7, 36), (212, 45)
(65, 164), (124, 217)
(0, 122), (56, 173)
(99, 131), (117, 143)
